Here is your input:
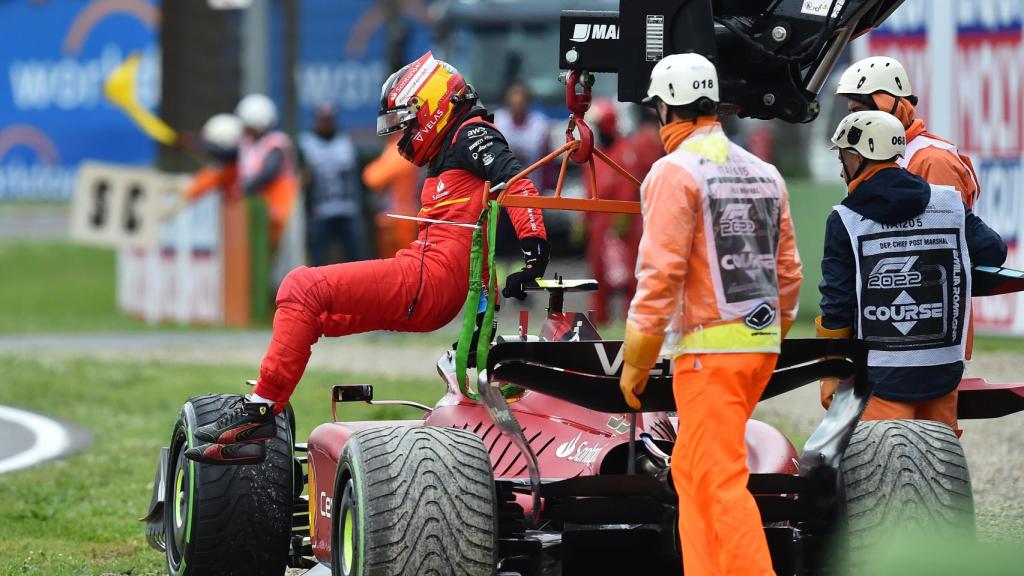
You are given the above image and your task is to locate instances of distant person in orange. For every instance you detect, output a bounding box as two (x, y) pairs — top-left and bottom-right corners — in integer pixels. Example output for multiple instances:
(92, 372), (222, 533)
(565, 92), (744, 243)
(584, 102), (663, 324)
(836, 56), (980, 208)
(236, 94), (299, 248)
(183, 113), (242, 203)
(363, 132), (420, 258)
(618, 54), (802, 576)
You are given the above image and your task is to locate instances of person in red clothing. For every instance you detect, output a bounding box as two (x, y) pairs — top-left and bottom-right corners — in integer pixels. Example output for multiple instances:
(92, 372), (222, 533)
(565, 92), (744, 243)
(186, 52), (548, 464)
(585, 104), (663, 324)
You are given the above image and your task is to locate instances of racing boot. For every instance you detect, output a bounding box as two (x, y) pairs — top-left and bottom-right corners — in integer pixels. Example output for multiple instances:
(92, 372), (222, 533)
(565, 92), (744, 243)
(193, 395), (277, 445)
(185, 441), (267, 465)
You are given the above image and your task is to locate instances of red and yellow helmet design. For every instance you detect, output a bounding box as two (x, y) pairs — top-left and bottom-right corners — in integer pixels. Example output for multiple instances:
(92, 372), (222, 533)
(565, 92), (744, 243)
(377, 52), (476, 166)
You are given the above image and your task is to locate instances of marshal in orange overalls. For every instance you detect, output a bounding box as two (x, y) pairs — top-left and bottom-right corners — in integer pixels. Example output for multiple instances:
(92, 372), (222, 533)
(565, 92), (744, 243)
(621, 119), (802, 576)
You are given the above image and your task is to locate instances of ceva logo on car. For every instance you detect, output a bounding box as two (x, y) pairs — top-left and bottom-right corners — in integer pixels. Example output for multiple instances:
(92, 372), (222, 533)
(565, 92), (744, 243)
(555, 432), (603, 466)
(319, 491), (332, 519)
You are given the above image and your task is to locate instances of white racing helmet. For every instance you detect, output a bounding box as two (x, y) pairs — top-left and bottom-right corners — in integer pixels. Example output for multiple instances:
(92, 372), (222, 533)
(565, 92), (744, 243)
(643, 53), (719, 107)
(236, 94), (278, 132)
(836, 56), (913, 98)
(831, 110), (906, 160)
(200, 113), (243, 150)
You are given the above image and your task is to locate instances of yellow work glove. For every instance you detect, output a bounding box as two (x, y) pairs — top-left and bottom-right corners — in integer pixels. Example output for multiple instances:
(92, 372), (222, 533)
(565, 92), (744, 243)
(815, 316), (851, 410)
(619, 324), (664, 410)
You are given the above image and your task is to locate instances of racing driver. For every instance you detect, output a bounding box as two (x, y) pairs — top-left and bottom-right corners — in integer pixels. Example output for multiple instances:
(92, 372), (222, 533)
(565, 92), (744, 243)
(618, 54), (802, 576)
(186, 52), (548, 464)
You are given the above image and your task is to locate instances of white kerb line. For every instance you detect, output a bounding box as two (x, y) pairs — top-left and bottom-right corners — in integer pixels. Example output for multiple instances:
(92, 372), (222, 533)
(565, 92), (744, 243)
(0, 405), (71, 474)
(386, 214), (480, 229)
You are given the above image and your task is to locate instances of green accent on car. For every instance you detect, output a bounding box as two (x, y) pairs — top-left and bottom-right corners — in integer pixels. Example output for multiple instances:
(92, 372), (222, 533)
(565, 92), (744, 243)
(174, 468), (185, 528)
(343, 505), (354, 574)
(350, 455), (364, 575)
(184, 418), (196, 546)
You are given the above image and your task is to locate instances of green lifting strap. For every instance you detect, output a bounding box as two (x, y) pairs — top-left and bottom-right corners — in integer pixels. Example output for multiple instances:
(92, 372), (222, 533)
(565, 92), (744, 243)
(455, 199), (499, 399)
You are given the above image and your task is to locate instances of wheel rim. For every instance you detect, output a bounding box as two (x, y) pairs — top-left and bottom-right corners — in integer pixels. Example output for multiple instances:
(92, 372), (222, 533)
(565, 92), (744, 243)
(174, 467), (186, 529)
(342, 506), (354, 574)
(167, 426), (191, 569)
(338, 480), (356, 576)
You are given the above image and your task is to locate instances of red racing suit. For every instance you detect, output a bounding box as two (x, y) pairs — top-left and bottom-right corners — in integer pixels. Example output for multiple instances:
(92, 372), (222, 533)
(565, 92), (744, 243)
(585, 126), (664, 324)
(254, 111), (546, 403)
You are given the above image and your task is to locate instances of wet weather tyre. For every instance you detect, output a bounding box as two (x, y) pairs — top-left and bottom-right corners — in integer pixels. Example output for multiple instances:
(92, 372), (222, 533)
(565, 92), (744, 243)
(164, 394), (294, 576)
(841, 420), (974, 564)
(331, 426), (498, 576)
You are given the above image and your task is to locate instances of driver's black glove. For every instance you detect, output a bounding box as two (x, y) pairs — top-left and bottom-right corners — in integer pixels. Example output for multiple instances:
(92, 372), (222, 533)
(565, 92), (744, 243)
(502, 237), (550, 301)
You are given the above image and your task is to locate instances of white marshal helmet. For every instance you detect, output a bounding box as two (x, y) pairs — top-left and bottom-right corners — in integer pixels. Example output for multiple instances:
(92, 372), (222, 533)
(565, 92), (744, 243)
(643, 53), (719, 107)
(831, 110), (906, 160)
(235, 94), (278, 132)
(836, 56), (913, 97)
(200, 113), (243, 150)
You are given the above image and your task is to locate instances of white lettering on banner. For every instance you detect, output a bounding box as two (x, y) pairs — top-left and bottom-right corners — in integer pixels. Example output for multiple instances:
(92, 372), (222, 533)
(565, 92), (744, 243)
(0, 160), (75, 200)
(8, 45), (159, 111)
(974, 160), (1022, 239)
(956, 40), (1022, 156)
(296, 60), (386, 111)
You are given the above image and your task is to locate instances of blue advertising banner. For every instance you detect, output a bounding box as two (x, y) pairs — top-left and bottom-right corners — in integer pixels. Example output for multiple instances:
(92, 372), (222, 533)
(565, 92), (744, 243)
(274, 0), (435, 137)
(0, 0), (160, 201)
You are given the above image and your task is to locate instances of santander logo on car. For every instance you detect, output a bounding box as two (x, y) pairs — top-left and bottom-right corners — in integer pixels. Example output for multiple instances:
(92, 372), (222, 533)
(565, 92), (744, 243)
(555, 432), (603, 466)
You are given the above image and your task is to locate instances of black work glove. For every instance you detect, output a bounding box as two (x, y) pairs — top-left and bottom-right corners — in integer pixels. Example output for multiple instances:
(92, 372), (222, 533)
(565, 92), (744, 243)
(502, 237), (550, 301)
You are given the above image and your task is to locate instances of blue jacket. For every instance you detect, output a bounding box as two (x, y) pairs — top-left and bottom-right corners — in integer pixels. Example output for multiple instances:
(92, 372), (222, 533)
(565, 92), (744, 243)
(819, 167), (1007, 401)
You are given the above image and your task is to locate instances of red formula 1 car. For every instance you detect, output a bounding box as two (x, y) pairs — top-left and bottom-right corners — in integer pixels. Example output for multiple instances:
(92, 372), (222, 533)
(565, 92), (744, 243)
(142, 269), (1024, 576)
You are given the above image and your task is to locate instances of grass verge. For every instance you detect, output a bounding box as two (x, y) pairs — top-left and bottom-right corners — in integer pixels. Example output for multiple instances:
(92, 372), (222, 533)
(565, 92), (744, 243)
(0, 355), (438, 575)
(0, 242), (139, 333)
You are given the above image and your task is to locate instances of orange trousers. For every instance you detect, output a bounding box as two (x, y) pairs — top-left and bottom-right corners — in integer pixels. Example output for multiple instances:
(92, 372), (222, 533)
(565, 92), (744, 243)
(861, 389), (960, 436)
(672, 353), (777, 576)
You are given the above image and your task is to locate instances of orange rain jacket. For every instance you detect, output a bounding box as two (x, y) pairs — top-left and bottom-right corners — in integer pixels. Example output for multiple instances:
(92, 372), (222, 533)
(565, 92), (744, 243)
(873, 94), (980, 207)
(363, 133), (420, 257)
(627, 118), (802, 359)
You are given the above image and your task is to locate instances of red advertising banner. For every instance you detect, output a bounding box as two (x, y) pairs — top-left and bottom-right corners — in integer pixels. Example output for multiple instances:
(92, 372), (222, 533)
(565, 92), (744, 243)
(860, 0), (1024, 334)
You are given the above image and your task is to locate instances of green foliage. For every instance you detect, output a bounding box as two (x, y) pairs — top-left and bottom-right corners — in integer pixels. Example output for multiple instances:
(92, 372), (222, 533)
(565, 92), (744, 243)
(0, 356), (439, 575)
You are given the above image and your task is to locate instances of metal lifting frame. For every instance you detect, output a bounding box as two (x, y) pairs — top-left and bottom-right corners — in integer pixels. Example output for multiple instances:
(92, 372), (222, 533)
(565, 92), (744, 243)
(493, 70), (643, 215)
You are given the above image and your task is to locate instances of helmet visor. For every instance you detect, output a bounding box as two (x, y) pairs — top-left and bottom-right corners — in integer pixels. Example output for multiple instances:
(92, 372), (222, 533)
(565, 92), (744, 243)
(376, 106), (417, 136)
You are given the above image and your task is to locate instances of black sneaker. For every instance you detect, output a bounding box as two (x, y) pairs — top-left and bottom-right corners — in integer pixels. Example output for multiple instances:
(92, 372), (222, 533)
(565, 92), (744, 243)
(194, 396), (276, 444)
(184, 442), (267, 465)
